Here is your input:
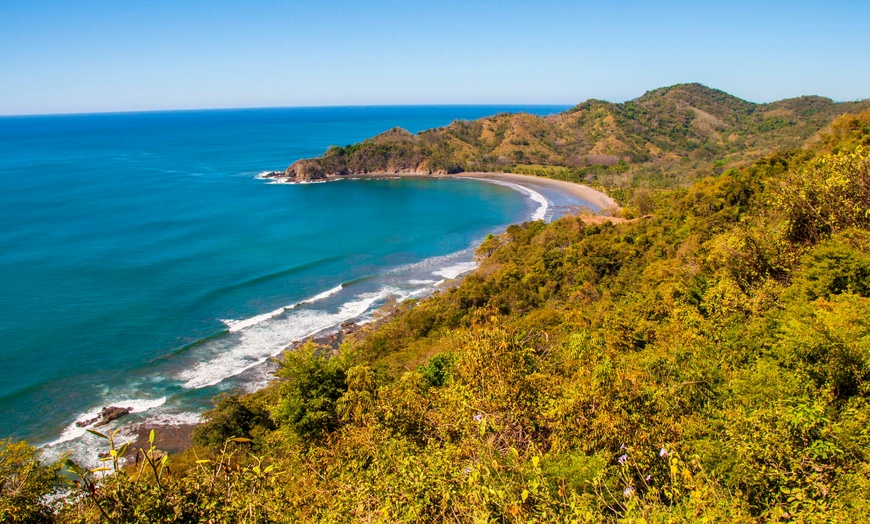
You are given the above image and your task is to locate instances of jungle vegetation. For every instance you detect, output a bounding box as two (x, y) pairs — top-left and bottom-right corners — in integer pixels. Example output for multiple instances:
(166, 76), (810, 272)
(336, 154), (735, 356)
(2, 98), (870, 523)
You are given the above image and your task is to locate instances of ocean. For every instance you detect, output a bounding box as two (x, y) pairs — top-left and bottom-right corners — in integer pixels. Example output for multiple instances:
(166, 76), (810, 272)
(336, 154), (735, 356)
(0, 105), (578, 462)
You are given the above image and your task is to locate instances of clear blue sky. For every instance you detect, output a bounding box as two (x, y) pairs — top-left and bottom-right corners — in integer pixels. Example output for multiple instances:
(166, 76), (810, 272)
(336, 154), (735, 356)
(2, 0), (868, 115)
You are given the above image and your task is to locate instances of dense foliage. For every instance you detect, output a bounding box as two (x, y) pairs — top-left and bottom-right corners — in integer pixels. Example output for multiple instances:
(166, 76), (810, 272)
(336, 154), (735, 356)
(3, 108), (870, 522)
(0, 439), (62, 522)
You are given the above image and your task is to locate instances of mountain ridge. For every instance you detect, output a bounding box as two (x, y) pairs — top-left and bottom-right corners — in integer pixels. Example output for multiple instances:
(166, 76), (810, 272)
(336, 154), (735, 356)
(274, 83), (869, 191)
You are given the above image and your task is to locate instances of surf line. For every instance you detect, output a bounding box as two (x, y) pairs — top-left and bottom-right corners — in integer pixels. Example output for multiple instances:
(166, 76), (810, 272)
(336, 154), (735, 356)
(178, 287), (397, 390)
(220, 284), (344, 332)
(457, 177), (550, 222)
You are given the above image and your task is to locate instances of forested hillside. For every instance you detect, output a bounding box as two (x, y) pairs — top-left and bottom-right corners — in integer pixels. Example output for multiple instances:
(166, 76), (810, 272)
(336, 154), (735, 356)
(3, 104), (870, 523)
(276, 83), (869, 194)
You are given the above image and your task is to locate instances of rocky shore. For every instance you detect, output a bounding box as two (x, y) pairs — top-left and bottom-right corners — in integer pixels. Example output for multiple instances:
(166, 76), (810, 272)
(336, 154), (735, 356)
(110, 321), (365, 462)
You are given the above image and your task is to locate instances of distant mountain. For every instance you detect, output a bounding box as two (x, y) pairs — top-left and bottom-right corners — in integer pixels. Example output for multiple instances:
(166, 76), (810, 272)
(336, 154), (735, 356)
(275, 83), (869, 189)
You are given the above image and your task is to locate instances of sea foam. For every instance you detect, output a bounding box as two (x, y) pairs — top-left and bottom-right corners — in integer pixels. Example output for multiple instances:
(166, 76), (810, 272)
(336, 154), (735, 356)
(461, 177), (550, 222)
(126, 411), (202, 428)
(179, 288), (395, 390)
(433, 261), (479, 280)
(407, 279), (438, 285)
(221, 284), (343, 332)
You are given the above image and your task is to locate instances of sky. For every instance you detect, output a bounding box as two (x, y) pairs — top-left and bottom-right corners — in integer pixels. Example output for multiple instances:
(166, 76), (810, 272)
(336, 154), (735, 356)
(2, 0), (869, 115)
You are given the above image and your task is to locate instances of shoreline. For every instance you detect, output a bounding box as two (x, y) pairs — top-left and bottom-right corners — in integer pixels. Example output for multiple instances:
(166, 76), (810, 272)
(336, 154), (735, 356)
(264, 170), (620, 214)
(453, 172), (619, 212)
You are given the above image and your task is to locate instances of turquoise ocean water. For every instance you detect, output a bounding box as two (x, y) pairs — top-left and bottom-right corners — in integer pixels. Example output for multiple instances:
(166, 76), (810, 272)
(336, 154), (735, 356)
(0, 105), (584, 462)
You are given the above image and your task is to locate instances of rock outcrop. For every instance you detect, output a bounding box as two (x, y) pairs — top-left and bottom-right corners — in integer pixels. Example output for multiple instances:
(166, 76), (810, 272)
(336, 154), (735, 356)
(283, 158), (327, 181)
(75, 406), (133, 428)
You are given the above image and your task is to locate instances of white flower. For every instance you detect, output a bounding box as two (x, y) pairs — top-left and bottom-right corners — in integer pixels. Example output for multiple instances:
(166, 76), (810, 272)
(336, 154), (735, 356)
(659, 447), (668, 458)
(623, 486), (635, 497)
(617, 454), (628, 465)
(473, 413), (484, 422)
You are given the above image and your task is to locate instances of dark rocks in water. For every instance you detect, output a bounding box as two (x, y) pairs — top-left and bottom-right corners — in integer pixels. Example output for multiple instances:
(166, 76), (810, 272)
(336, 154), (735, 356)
(94, 406), (133, 427)
(76, 406), (134, 428)
(340, 321), (359, 334)
(76, 417), (98, 428)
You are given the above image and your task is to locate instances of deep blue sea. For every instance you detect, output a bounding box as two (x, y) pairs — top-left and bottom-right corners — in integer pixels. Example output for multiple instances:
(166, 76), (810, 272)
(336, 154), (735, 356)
(0, 105), (580, 462)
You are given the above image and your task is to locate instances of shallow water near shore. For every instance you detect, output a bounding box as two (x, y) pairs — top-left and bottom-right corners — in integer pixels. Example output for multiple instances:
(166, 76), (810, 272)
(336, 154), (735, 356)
(0, 105), (575, 462)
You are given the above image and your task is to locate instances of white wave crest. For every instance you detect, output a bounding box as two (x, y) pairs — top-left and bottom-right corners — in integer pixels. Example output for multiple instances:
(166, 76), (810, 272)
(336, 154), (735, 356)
(263, 177), (329, 185)
(222, 305), (288, 332)
(298, 284), (343, 305)
(179, 289), (395, 390)
(221, 284), (344, 333)
(462, 178), (550, 221)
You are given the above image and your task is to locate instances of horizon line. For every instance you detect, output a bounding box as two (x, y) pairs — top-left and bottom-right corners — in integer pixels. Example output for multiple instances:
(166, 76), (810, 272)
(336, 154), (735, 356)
(3, 86), (866, 119)
(0, 102), (579, 119)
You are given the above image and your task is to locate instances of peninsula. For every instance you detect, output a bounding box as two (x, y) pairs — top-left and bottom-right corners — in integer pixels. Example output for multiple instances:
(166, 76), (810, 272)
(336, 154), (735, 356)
(268, 83), (868, 192)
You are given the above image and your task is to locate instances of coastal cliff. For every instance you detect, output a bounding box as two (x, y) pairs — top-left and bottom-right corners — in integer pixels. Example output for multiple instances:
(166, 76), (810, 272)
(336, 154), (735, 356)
(274, 127), (456, 182)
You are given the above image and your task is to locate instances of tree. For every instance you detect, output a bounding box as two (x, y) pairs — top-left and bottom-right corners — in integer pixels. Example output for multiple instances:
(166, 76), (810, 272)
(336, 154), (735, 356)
(272, 342), (349, 443)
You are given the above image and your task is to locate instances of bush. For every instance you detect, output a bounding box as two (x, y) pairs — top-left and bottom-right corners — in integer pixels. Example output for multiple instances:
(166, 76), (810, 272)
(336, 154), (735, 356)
(192, 392), (275, 448)
(272, 342), (349, 443)
(418, 352), (456, 388)
(0, 440), (61, 523)
(773, 147), (870, 243)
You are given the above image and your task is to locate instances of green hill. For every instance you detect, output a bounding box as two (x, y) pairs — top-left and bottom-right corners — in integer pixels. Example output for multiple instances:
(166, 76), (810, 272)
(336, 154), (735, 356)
(276, 83), (869, 193)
